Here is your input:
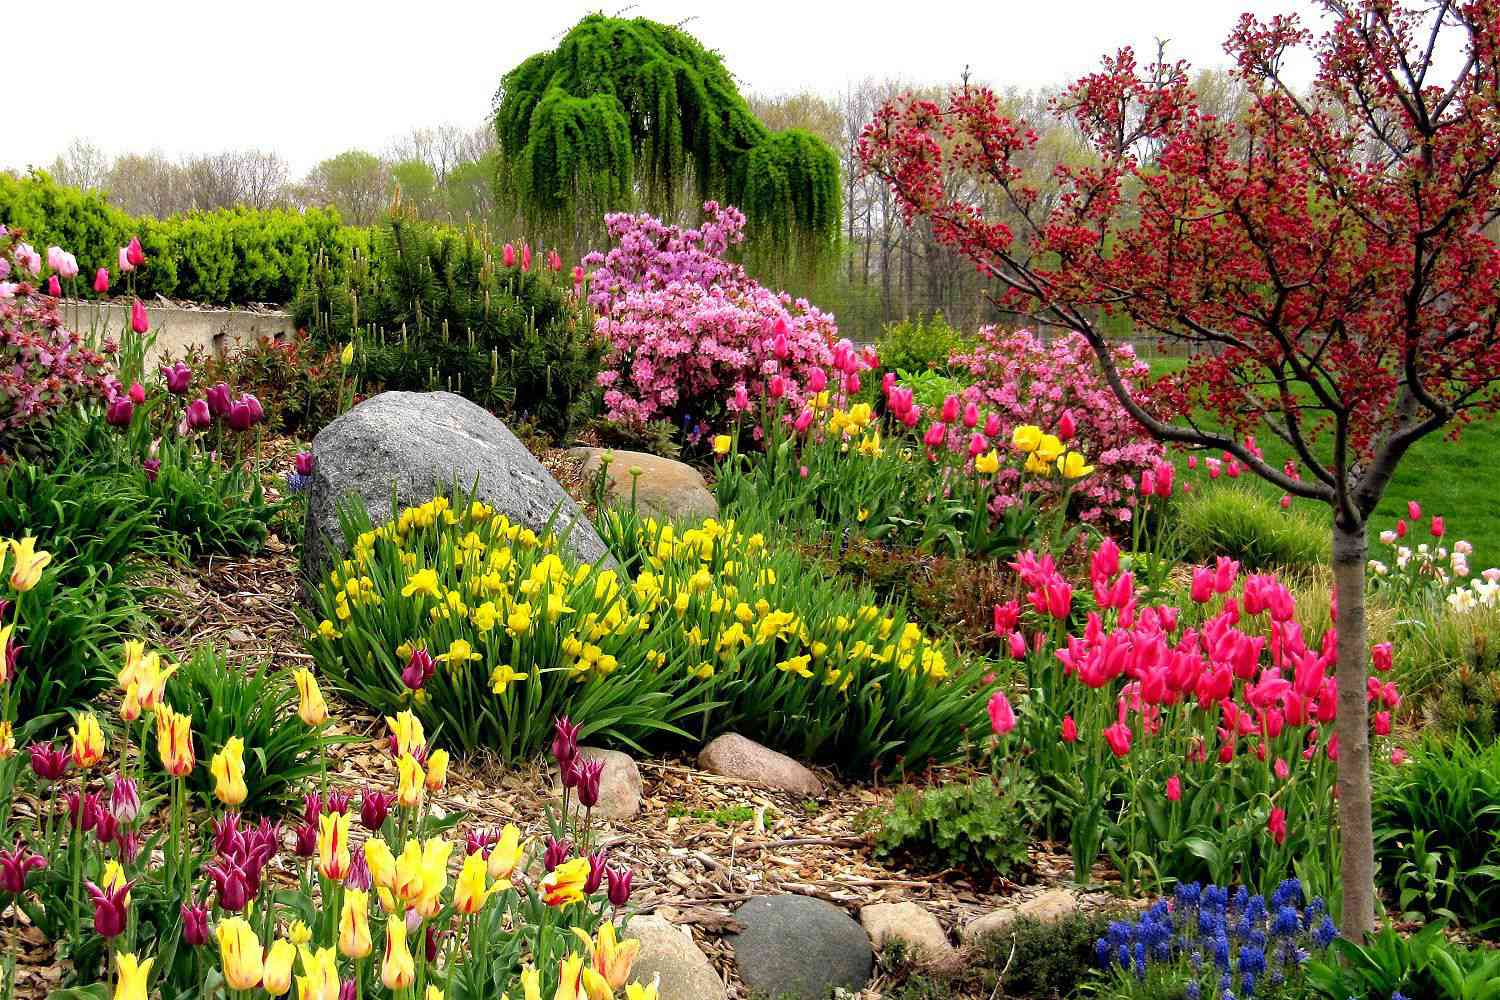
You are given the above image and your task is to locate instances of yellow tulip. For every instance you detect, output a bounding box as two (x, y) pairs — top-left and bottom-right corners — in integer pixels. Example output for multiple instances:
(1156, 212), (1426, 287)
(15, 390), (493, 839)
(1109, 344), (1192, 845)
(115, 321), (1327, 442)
(396, 753), (425, 808)
(573, 922), (641, 991)
(317, 811), (351, 881)
(624, 980), (661, 1000)
(216, 916), (264, 991)
(974, 449), (1000, 475)
(118, 640), (149, 691)
(288, 921), (312, 946)
(0, 625), (12, 685)
(297, 945), (341, 1000)
(1057, 450), (1095, 479)
(712, 434), (731, 456)
(581, 969), (614, 1000)
(210, 736), (248, 807)
(381, 916), (415, 990)
(540, 856), (591, 908)
(101, 859), (130, 901)
(0, 720), (14, 759)
(424, 748), (449, 792)
(1035, 433), (1065, 463)
(520, 965), (542, 1000)
(555, 953), (585, 1000)
(363, 837), (396, 888)
(113, 952), (154, 1000)
(69, 712), (106, 769)
(1010, 424), (1042, 453)
(293, 669), (328, 727)
(8, 537), (52, 591)
(155, 704), (195, 778)
(338, 889), (372, 958)
(486, 823), (523, 881)
(262, 939), (296, 997)
(134, 653), (176, 714)
(385, 710), (425, 758)
(393, 837), (451, 917)
(340, 342), (354, 367)
(454, 852), (499, 914)
(426, 988), (445, 1000)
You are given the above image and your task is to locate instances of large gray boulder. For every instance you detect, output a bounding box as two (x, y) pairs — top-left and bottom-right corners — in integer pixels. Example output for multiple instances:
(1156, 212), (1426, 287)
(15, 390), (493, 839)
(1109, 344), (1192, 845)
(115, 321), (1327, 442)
(301, 391), (611, 590)
(624, 914), (726, 1000)
(730, 895), (873, 999)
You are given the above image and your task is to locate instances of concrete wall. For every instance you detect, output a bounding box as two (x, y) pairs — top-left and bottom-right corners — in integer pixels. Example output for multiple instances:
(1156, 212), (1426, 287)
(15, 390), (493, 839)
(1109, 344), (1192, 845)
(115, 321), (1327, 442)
(67, 300), (297, 365)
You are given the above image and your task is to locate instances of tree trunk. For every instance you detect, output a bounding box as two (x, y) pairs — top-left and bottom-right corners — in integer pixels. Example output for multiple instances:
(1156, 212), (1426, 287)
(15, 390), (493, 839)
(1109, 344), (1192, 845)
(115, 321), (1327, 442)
(1332, 516), (1375, 940)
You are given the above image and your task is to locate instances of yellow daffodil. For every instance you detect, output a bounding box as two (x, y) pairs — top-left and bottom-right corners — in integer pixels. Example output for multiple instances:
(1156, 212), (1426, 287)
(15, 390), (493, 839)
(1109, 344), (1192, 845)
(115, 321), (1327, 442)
(776, 655), (813, 679)
(262, 939), (296, 997)
(396, 753), (425, 808)
(573, 922), (641, 991)
(317, 810), (351, 881)
(540, 856), (591, 908)
(507, 602), (533, 636)
(436, 639), (480, 667)
(1057, 450), (1095, 479)
(297, 945), (341, 1000)
(216, 916), (264, 991)
(155, 705), (194, 777)
(402, 568), (440, 600)
(338, 889), (372, 958)
(69, 712), (105, 769)
(490, 663), (525, 695)
(209, 736), (248, 807)
(975, 449), (1000, 474)
(425, 749), (449, 791)
(293, 669), (328, 727)
(113, 952), (153, 1000)
(487, 823), (524, 882)
(7, 537), (51, 591)
(381, 915), (415, 990)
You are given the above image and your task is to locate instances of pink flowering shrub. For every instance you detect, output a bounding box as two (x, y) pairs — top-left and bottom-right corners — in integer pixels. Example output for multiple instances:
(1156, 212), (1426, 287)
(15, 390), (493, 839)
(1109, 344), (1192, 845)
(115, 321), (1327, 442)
(0, 226), (111, 434)
(950, 328), (1164, 523)
(584, 202), (844, 433)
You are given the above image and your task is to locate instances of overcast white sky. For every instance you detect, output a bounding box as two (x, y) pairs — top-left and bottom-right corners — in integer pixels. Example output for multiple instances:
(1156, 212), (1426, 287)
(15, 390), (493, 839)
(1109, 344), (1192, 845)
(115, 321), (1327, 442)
(11, 0), (1319, 176)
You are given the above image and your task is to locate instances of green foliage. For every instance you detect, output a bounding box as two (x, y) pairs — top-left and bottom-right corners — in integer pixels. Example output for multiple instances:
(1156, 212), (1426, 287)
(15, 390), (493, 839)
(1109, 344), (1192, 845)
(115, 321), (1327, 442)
(876, 312), (975, 375)
(894, 368), (970, 413)
(0, 171), (360, 305)
(1175, 483), (1330, 571)
(163, 647), (329, 812)
(293, 213), (602, 438)
(188, 333), (347, 437)
(494, 14), (840, 267)
(1372, 737), (1500, 936)
(1305, 923), (1500, 1000)
(144, 449), (279, 557)
(980, 909), (1128, 1000)
(873, 777), (1034, 881)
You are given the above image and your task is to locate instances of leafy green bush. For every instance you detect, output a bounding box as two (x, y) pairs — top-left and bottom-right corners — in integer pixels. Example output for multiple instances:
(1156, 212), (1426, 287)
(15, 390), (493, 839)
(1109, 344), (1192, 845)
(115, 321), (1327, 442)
(294, 214), (602, 438)
(163, 647), (329, 812)
(1305, 923), (1500, 1000)
(876, 311), (974, 374)
(1372, 737), (1500, 936)
(0, 170), (360, 304)
(1175, 483), (1330, 571)
(145, 450), (279, 557)
(873, 777), (1034, 881)
(982, 909), (1128, 1000)
(187, 332), (348, 436)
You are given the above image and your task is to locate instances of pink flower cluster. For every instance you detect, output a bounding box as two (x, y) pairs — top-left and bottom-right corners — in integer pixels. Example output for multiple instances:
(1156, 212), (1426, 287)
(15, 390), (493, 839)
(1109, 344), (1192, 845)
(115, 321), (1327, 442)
(0, 228), (112, 433)
(949, 328), (1165, 522)
(583, 202), (845, 431)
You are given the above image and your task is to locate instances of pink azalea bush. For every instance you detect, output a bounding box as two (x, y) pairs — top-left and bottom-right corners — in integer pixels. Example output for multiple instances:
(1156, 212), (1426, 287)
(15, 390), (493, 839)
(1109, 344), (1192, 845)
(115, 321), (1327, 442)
(949, 328), (1165, 523)
(0, 226), (112, 433)
(584, 202), (844, 433)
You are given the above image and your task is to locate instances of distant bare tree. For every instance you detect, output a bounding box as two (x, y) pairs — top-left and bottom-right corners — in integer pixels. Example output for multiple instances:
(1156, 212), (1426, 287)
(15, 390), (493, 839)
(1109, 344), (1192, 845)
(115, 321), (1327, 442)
(48, 139), (111, 191)
(237, 150), (290, 210)
(387, 124), (494, 183)
(182, 152), (246, 211)
(106, 152), (191, 217)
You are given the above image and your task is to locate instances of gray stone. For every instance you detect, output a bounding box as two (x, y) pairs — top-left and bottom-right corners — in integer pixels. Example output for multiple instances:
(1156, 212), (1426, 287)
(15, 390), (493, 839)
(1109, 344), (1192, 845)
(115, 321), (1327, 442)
(556, 746), (643, 821)
(698, 734), (824, 797)
(730, 895), (873, 1000)
(859, 901), (957, 968)
(961, 888), (1081, 943)
(300, 391), (611, 590)
(624, 914), (725, 1000)
(568, 447), (717, 522)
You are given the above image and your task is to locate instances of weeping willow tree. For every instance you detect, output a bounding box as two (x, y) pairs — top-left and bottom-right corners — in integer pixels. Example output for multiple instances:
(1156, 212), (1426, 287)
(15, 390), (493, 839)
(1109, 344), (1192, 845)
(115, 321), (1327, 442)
(494, 14), (841, 272)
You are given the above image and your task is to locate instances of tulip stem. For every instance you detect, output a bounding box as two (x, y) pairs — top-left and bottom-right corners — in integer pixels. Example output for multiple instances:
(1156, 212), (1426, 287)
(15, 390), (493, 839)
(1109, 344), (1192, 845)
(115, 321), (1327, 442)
(68, 775), (82, 953)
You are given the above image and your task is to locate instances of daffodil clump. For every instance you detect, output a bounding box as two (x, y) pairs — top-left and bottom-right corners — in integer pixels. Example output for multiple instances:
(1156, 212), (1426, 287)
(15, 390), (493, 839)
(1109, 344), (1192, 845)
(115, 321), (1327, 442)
(712, 377), (1098, 559)
(307, 494), (986, 772)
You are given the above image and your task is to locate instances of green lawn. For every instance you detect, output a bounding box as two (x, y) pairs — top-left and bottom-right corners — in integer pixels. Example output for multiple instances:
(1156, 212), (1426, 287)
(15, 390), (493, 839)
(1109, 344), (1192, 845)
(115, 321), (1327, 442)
(1148, 358), (1500, 561)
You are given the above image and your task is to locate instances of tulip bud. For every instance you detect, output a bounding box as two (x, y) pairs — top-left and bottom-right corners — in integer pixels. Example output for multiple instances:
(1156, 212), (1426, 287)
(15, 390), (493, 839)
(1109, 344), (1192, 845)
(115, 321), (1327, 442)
(402, 648), (435, 691)
(47, 275), (61, 297)
(606, 865), (633, 906)
(185, 398), (212, 430)
(130, 299), (149, 334)
(577, 757), (605, 808)
(128, 382), (145, 405)
(105, 397), (135, 428)
(143, 458), (160, 483)
(94, 268), (110, 294)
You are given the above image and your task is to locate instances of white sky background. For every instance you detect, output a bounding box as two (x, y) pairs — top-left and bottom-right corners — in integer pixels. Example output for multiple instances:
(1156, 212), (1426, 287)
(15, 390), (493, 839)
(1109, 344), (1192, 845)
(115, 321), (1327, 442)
(11, 0), (1325, 176)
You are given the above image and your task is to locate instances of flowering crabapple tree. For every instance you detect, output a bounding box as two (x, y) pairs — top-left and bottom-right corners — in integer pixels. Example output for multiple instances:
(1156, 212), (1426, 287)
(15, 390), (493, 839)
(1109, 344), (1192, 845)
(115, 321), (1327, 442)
(861, 0), (1500, 938)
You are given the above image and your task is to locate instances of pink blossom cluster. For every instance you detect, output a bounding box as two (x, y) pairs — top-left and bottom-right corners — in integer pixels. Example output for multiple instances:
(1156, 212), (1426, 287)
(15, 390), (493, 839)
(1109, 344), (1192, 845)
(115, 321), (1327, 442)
(0, 227), (112, 433)
(583, 202), (847, 431)
(949, 328), (1165, 522)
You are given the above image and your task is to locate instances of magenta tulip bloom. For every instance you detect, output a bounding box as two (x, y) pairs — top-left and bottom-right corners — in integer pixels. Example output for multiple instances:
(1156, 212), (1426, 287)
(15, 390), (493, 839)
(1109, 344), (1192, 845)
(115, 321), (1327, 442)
(606, 865), (633, 906)
(360, 788), (396, 832)
(502, 243), (515, 268)
(162, 361), (192, 394)
(109, 775), (140, 824)
(128, 381), (145, 405)
(125, 236), (146, 268)
(46, 275), (61, 297)
(227, 400), (254, 431)
(521, 244), (532, 272)
(129, 299), (149, 334)
(401, 648), (435, 691)
(105, 397), (135, 427)
(1061, 715), (1078, 743)
(0, 847), (46, 894)
(1166, 775), (1182, 802)
(185, 398), (212, 430)
(86, 878), (133, 937)
(294, 451), (316, 476)
(577, 758), (605, 808)
(93, 267), (110, 294)
(1103, 721), (1133, 757)
(551, 716), (580, 770)
(542, 836), (571, 872)
(181, 902), (211, 946)
(584, 848), (607, 893)
(986, 690), (1016, 735)
(205, 382), (232, 416)
(1058, 409), (1077, 440)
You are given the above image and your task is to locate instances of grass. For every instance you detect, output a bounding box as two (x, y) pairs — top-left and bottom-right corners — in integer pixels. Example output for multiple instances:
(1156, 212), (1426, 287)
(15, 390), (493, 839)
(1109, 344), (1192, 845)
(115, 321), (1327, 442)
(1149, 357), (1500, 562)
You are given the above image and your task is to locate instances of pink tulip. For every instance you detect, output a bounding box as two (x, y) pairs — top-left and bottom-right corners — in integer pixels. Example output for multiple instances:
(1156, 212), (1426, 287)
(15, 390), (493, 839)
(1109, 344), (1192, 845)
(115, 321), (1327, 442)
(1408, 500), (1422, 520)
(923, 422), (946, 447)
(1166, 775), (1181, 801)
(521, 244), (532, 272)
(295, 451), (316, 476)
(967, 433), (987, 457)
(799, 465), (808, 478)
(206, 383), (232, 417)
(1267, 807), (1287, 845)
(1274, 758), (1290, 780)
(1153, 461), (1174, 497)
(1373, 711), (1391, 736)
(1060, 715), (1078, 743)
(1007, 631), (1028, 659)
(118, 247), (133, 273)
(962, 401), (979, 428)
(940, 395), (960, 423)
(502, 243), (515, 268)
(105, 397), (134, 427)
(46, 246), (67, 272)
(983, 412), (1001, 437)
(1280, 494), (1292, 509)
(1189, 567), (1215, 603)
(546, 249), (562, 272)
(1430, 515), (1445, 538)
(130, 299), (149, 334)
(731, 385), (749, 411)
(127, 382), (145, 405)
(46, 275), (61, 297)
(93, 267), (110, 293)
(992, 600), (1020, 635)
(881, 372), (896, 396)
(1396, 519), (1408, 538)
(1371, 642), (1393, 672)
(768, 375), (786, 399)
(1058, 410), (1076, 440)
(844, 373), (860, 394)
(1103, 721), (1132, 757)
(986, 691), (1016, 735)
(162, 362), (192, 394)
(793, 409), (814, 433)
(125, 236), (146, 268)
(1140, 470), (1156, 496)
(185, 399), (212, 430)
(572, 264), (585, 286)
(1391, 747), (1408, 765)
(806, 368), (826, 393)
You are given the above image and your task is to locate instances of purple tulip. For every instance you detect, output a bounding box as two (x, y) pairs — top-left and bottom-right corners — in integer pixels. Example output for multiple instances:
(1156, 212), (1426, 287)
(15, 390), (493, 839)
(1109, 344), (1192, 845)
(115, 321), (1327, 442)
(402, 648), (435, 691)
(143, 458), (160, 483)
(577, 757), (605, 808)
(115, 829), (143, 863)
(360, 789), (396, 832)
(181, 902), (211, 946)
(28, 743), (69, 782)
(205, 382), (232, 417)
(105, 397), (135, 427)
(585, 849), (607, 893)
(185, 398), (212, 430)
(227, 400), (254, 431)
(109, 775), (140, 824)
(551, 716), (580, 770)
(86, 878), (133, 937)
(346, 847), (372, 891)
(162, 361), (192, 394)
(0, 846), (46, 894)
(295, 451), (316, 476)
(324, 789), (351, 815)
(203, 858), (251, 912)
(94, 810), (118, 846)
(543, 836), (572, 873)
(293, 821), (317, 858)
(606, 865), (633, 907)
